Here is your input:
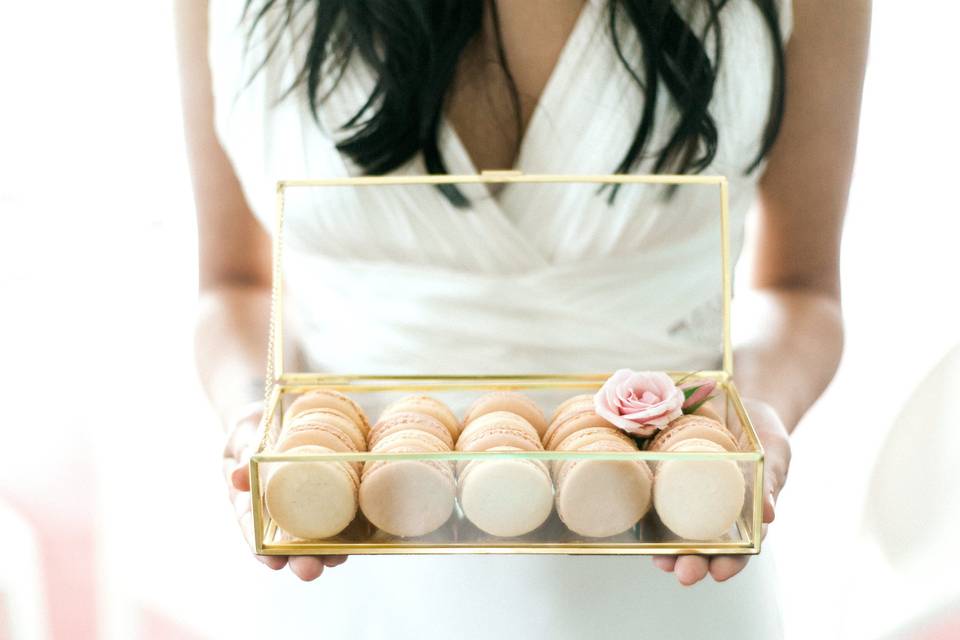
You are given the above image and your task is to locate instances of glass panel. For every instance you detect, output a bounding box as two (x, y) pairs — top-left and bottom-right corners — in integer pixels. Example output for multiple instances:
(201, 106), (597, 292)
(275, 176), (727, 377)
(252, 380), (761, 554)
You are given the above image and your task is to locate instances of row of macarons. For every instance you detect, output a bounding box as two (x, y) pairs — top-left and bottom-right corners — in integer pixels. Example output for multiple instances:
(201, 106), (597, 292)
(263, 389), (745, 541)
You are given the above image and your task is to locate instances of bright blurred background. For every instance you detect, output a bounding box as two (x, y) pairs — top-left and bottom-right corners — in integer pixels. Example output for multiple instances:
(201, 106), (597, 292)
(1, 2), (958, 639)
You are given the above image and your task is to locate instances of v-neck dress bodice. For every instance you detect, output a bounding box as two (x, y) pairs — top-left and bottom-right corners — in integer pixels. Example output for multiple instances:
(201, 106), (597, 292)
(208, 1), (793, 638)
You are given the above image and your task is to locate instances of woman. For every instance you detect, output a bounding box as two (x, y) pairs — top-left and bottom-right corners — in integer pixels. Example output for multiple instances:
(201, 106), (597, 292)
(176, 0), (868, 637)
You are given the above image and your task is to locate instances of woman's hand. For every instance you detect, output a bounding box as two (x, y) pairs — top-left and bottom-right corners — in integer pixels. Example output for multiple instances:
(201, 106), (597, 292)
(222, 401), (349, 581)
(651, 396), (791, 585)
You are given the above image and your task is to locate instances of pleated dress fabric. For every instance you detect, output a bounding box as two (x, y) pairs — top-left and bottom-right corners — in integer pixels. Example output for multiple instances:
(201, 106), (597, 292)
(208, 1), (792, 638)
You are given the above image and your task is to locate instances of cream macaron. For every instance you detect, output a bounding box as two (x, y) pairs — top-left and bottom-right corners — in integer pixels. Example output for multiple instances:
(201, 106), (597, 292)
(264, 444), (359, 540)
(651, 438), (746, 540)
(359, 429), (456, 538)
(462, 392), (549, 438)
(379, 395), (462, 442)
(458, 445), (554, 538)
(554, 434), (653, 538)
(543, 393), (621, 450)
(647, 414), (739, 455)
(455, 411), (543, 475)
(368, 411), (455, 450)
(284, 389), (371, 437)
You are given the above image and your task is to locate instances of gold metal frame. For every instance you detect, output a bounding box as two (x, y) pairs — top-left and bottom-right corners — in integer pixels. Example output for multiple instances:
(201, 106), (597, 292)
(251, 172), (764, 556)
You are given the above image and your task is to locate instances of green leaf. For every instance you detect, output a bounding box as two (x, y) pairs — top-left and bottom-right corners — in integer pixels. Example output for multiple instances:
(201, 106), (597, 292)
(682, 394), (716, 415)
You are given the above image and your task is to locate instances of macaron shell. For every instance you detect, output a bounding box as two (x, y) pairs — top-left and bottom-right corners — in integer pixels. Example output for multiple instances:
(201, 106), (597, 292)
(284, 390), (370, 435)
(693, 401), (724, 424)
(647, 414), (739, 453)
(548, 393), (595, 425)
(359, 457), (456, 538)
(455, 418), (543, 475)
(368, 429), (454, 475)
(381, 395), (462, 440)
(369, 412), (454, 450)
(554, 425), (637, 453)
(456, 411), (542, 447)
(370, 427), (451, 453)
(653, 442), (746, 540)
(273, 423), (362, 474)
(463, 392), (549, 437)
(554, 435), (639, 481)
(264, 445), (359, 540)
(544, 407), (616, 450)
(458, 447), (555, 538)
(554, 442), (653, 538)
(286, 408), (368, 451)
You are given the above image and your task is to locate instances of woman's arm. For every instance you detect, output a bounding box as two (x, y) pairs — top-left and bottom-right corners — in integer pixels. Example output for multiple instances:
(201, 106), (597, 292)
(174, 0), (344, 581)
(175, 0), (272, 420)
(657, 0), (872, 585)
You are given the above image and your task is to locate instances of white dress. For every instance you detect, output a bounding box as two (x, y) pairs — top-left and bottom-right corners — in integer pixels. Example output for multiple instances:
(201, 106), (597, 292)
(208, 1), (792, 638)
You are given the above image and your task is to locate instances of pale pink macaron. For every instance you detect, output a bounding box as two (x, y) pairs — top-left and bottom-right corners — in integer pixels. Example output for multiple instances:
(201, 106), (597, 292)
(368, 411), (454, 450)
(462, 392), (549, 438)
(359, 434), (456, 538)
(646, 413), (739, 454)
(282, 407), (367, 447)
(264, 444), (359, 540)
(554, 437), (653, 538)
(379, 395), (462, 441)
(365, 428), (454, 476)
(693, 400), (724, 424)
(455, 411), (543, 475)
(284, 389), (371, 436)
(552, 425), (638, 476)
(458, 445), (554, 538)
(548, 393), (595, 425)
(273, 418), (362, 475)
(652, 438), (745, 540)
(544, 403), (621, 451)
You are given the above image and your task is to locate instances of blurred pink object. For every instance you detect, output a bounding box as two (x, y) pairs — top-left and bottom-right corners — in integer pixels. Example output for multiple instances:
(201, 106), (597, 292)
(679, 378), (717, 411)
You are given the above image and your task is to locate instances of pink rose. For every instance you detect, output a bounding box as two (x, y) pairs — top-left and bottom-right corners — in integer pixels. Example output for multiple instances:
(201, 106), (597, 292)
(678, 378), (717, 411)
(593, 369), (685, 437)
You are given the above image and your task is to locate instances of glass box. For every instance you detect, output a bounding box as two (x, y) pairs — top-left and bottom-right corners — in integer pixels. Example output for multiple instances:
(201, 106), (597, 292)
(250, 172), (764, 556)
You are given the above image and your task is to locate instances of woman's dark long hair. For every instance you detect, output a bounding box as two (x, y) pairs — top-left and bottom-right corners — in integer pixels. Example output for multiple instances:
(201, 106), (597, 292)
(241, 0), (785, 206)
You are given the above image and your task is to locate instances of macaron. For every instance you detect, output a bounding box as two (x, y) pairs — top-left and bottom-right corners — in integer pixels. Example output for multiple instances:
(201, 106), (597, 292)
(544, 392), (626, 451)
(358, 438), (457, 538)
(379, 395), (462, 441)
(273, 420), (362, 474)
(548, 393), (595, 425)
(368, 412), (454, 450)
(554, 438), (653, 538)
(264, 445), (359, 540)
(365, 428), (454, 475)
(455, 411), (543, 475)
(458, 446), (554, 538)
(552, 426), (638, 475)
(693, 400), (724, 424)
(652, 438), (746, 540)
(463, 392), (549, 438)
(646, 414), (739, 454)
(284, 389), (370, 436)
(283, 407), (367, 448)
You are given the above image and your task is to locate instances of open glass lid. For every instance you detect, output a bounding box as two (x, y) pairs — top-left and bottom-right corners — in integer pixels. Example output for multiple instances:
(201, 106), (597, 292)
(267, 172), (732, 385)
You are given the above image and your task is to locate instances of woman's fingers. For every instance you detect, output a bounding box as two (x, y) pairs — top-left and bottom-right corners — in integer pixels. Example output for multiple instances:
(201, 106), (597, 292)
(741, 397), (791, 526)
(322, 555), (349, 567)
(674, 555), (710, 585)
(288, 556), (326, 581)
(652, 555), (676, 572)
(708, 555), (749, 582)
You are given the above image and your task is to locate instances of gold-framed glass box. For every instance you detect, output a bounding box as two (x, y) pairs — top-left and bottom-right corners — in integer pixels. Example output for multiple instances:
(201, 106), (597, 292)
(250, 172), (764, 556)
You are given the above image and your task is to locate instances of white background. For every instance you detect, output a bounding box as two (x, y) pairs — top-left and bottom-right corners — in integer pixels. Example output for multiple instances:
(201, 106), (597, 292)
(1, 2), (958, 639)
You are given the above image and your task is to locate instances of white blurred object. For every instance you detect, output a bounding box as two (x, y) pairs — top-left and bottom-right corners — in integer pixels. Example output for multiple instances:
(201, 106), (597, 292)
(0, 501), (50, 640)
(843, 342), (960, 638)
